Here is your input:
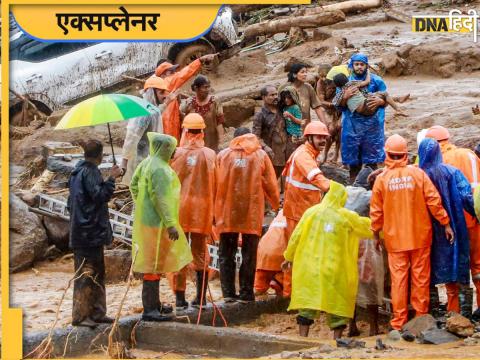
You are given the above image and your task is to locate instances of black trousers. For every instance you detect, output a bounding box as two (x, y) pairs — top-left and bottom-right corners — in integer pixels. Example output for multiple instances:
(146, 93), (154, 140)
(72, 246), (107, 323)
(219, 233), (260, 298)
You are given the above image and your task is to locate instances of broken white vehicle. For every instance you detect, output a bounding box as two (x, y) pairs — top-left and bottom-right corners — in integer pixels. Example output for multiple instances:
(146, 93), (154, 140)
(9, 6), (240, 118)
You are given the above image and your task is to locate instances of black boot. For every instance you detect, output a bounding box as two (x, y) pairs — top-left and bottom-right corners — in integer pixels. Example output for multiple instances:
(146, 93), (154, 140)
(142, 280), (171, 322)
(459, 286), (473, 319)
(175, 291), (189, 310)
(192, 271), (208, 307)
(429, 286), (441, 318)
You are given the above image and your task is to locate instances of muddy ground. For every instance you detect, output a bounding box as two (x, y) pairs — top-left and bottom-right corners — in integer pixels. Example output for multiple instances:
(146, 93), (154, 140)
(8, 0), (480, 357)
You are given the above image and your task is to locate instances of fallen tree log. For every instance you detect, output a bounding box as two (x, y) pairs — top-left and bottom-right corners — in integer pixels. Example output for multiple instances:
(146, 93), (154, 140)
(304, 0), (383, 16)
(242, 10), (346, 39)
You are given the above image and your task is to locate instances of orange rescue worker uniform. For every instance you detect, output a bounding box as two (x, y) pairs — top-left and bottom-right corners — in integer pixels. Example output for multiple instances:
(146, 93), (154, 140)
(167, 114), (217, 309)
(370, 134), (451, 330)
(156, 60), (202, 141)
(282, 121), (331, 297)
(216, 131), (280, 302)
(426, 125), (480, 312)
(254, 210), (288, 296)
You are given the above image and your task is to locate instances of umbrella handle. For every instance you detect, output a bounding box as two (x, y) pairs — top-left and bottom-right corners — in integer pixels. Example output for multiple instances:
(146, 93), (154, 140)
(107, 123), (117, 166)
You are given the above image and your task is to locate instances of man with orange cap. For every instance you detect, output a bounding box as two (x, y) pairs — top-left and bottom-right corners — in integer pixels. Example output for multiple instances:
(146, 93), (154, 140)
(121, 76), (172, 183)
(425, 125), (480, 320)
(155, 54), (217, 141)
(168, 113), (217, 309)
(370, 134), (453, 330)
(216, 127), (280, 303)
(282, 121), (331, 297)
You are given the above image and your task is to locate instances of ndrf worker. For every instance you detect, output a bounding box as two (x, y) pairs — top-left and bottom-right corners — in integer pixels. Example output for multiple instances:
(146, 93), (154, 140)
(282, 121), (331, 297)
(216, 127), (280, 303)
(254, 210), (288, 297)
(282, 182), (373, 339)
(426, 125), (480, 320)
(120, 76), (173, 183)
(370, 134), (453, 330)
(418, 137), (475, 316)
(155, 54), (217, 141)
(131, 133), (193, 322)
(168, 114), (217, 309)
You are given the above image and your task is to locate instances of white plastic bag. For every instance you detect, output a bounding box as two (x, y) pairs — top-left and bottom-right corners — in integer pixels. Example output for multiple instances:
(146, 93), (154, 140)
(357, 239), (384, 307)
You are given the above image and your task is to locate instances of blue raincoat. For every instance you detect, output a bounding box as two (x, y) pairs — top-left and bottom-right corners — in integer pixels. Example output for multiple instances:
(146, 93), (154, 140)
(337, 53), (386, 166)
(419, 138), (475, 285)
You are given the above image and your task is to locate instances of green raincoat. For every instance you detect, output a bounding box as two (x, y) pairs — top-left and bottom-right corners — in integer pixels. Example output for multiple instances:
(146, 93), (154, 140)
(130, 133), (192, 274)
(284, 181), (373, 318)
(475, 185), (480, 221)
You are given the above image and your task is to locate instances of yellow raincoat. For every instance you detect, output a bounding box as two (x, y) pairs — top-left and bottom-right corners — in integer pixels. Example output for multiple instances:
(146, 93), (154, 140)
(284, 181), (373, 318)
(475, 185), (480, 221)
(130, 133), (193, 274)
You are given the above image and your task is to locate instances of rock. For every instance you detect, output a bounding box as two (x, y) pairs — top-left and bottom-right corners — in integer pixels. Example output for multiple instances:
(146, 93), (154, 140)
(312, 28), (332, 41)
(336, 338), (365, 348)
(402, 314), (437, 337)
(222, 98), (257, 128)
(104, 249), (132, 283)
(418, 328), (459, 345)
(319, 164), (349, 185)
(446, 313), (475, 337)
(281, 351), (299, 359)
(464, 337), (479, 346)
(284, 57), (315, 72)
(15, 190), (39, 207)
(375, 338), (387, 350)
(47, 108), (70, 127)
(43, 216), (70, 252)
(387, 330), (401, 341)
(401, 330), (415, 342)
(472, 332), (480, 339)
(381, 53), (407, 77)
(9, 193), (48, 272)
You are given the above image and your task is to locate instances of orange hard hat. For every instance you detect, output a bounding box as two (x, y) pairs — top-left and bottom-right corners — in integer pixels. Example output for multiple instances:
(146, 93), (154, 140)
(385, 134), (408, 154)
(155, 62), (179, 77)
(303, 121), (330, 137)
(182, 113), (206, 129)
(425, 125), (450, 142)
(144, 75), (169, 91)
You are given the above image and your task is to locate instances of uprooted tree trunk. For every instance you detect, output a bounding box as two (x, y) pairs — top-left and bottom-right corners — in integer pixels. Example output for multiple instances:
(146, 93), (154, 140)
(242, 10), (346, 39)
(304, 0), (383, 16)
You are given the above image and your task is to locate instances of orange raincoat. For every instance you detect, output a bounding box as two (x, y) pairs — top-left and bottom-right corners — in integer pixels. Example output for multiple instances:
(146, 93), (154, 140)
(256, 210), (288, 272)
(215, 134), (280, 236)
(370, 153), (450, 329)
(282, 142), (331, 222)
(162, 59), (202, 141)
(439, 141), (480, 305)
(171, 132), (217, 235)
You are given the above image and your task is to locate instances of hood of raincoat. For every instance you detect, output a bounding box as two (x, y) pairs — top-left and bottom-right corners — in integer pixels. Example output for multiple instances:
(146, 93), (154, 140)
(385, 152), (408, 169)
(419, 138), (443, 169)
(280, 85), (301, 106)
(322, 180), (348, 209)
(179, 129), (205, 148)
(229, 133), (261, 154)
(147, 132), (177, 161)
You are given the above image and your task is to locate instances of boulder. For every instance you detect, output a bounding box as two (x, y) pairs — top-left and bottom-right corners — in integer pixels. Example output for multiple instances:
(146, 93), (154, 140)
(104, 249), (132, 284)
(446, 313), (475, 338)
(387, 329), (401, 341)
(284, 57), (315, 72)
(43, 216), (70, 252)
(312, 28), (332, 41)
(319, 164), (349, 185)
(9, 193), (48, 272)
(402, 314), (437, 337)
(222, 98), (257, 128)
(418, 328), (459, 345)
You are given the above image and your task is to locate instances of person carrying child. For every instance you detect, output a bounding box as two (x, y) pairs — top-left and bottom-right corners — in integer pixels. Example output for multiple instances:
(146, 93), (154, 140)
(279, 86), (305, 158)
(332, 72), (407, 117)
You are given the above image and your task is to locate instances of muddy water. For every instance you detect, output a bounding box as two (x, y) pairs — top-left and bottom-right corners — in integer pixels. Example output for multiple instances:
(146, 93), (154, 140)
(11, 257), (223, 333)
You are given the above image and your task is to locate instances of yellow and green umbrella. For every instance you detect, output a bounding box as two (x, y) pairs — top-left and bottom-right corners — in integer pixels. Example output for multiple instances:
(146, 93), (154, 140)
(56, 94), (159, 163)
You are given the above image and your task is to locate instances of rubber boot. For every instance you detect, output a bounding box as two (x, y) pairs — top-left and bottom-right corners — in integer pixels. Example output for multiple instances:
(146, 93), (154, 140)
(367, 304), (380, 336)
(175, 291), (189, 310)
(429, 286), (441, 318)
(299, 325), (310, 337)
(459, 286), (473, 319)
(192, 271), (208, 307)
(142, 280), (171, 322)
